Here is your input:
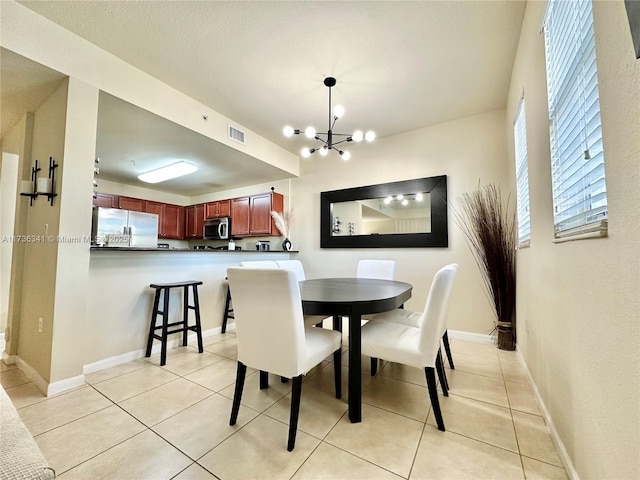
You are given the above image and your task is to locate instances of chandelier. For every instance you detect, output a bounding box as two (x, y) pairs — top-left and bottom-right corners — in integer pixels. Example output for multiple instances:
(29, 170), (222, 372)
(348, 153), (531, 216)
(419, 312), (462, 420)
(283, 77), (375, 161)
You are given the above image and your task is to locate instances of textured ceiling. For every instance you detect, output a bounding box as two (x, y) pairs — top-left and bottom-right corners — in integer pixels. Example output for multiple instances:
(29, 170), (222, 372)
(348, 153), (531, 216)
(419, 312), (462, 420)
(7, 1), (526, 195)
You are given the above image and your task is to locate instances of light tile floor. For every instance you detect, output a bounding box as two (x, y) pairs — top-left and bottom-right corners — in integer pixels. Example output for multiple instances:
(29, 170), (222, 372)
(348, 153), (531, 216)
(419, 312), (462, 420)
(2, 334), (568, 479)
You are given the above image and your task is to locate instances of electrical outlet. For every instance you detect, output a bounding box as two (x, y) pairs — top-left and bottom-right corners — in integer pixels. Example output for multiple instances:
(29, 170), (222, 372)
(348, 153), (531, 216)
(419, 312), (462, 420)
(38, 317), (43, 333)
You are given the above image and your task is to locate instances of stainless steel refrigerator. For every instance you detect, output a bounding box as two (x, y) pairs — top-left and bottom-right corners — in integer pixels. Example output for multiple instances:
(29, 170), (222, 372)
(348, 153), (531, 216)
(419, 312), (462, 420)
(92, 207), (159, 247)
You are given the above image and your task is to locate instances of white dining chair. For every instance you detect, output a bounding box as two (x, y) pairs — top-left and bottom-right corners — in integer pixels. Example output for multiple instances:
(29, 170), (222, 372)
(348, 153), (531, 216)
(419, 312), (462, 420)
(356, 259), (396, 280)
(360, 263), (458, 431)
(276, 260), (332, 329)
(367, 263), (458, 375)
(226, 267), (342, 451)
(238, 260), (279, 268)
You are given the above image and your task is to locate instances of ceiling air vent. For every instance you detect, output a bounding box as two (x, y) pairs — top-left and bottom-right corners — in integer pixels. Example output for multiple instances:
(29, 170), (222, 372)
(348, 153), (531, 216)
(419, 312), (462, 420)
(228, 125), (246, 145)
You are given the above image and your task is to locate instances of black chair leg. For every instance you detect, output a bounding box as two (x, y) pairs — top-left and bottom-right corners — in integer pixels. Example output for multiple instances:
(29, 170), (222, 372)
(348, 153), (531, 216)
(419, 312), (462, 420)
(425, 366), (445, 431)
(370, 357), (378, 376)
(436, 350), (449, 396)
(230, 362), (247, 425)
(333, 347), (342, 399)
(260, 370), (269, 389)
(443, 330), (454, 369)
(288, 375), (303, 451)
(222, 288), (232, 334)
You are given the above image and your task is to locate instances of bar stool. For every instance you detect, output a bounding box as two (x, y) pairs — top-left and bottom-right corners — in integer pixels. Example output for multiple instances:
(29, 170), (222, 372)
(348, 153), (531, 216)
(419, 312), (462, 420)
(145, 280), (204, 366)
(221, 278), (234, 334)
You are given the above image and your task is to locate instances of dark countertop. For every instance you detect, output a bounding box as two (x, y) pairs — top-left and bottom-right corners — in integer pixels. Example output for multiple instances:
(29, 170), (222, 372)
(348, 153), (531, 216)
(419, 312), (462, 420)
(90, 246), (297, 253)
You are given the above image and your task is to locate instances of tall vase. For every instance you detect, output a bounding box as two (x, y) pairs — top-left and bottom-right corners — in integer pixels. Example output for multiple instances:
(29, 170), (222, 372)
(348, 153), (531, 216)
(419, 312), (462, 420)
(282, 238), (292, 251)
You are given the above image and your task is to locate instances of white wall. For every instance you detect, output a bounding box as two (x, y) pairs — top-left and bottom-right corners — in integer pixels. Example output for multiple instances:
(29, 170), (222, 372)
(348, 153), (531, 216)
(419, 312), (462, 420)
(506, 1), (640, 478)
(18, 79), (69, 381)
(291, 109), (510, 335)
(0, 152), (19, 337)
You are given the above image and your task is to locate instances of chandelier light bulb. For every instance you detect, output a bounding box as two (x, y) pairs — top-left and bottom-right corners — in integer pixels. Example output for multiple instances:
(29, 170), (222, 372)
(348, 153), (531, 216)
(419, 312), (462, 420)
(283, 125), (295, 137)
(319, 146), (329, 156)
(416, 192), (423, 201)
(301, 147), (311, 158)
(365, 130), (376, 142)
(304, 126), (316, 139)
(396, 194), (404, 200)
(402, 199), (409, 206)
(352, 130), (364, 142)
(384, 196), (393, 205)
(333, 105), (345, 118)
(341, 150), (351, 161)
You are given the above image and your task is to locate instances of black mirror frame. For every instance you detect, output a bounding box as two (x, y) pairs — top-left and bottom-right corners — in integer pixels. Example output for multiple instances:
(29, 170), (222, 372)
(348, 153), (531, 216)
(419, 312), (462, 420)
(320, 175), (448, 248)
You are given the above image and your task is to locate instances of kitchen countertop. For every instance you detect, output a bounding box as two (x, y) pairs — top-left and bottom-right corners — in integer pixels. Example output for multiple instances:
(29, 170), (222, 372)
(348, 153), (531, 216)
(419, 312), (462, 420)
(90, 246), (297, 252)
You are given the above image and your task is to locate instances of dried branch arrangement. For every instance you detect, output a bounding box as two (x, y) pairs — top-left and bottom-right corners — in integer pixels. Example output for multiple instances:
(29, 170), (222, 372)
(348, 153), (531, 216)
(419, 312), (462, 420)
(456, 184), (517, 350)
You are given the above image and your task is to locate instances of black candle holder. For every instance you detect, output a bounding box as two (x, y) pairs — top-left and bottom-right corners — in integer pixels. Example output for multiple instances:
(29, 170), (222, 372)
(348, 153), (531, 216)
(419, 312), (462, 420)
(19, 159), (40, 206)
(19, 157), (58, 206)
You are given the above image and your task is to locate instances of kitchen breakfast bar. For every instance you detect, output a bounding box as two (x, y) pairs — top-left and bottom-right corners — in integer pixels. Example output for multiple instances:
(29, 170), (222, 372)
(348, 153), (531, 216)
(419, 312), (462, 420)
(85, 247), (294, 374)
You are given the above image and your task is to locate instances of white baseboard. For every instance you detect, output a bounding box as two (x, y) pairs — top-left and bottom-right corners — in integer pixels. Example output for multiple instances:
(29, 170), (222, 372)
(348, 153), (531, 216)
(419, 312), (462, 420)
(447, 329), (494, 344)
(13, 356), (51, 397)
(515, 350), (579, 480)
(83, 326), (224, 375)
(47, 374), (86, 397)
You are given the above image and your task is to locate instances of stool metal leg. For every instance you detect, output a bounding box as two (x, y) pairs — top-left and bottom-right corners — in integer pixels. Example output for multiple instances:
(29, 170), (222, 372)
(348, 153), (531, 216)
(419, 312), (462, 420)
(160, 287), (170, 366)
(146, 289), (161, 357)
(192, 284), (204, 353)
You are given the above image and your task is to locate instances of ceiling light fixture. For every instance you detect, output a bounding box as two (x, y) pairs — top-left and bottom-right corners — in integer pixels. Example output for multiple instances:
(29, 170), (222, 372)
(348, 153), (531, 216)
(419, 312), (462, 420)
(283, 77), (374, 161)
(138, 161), (198, 183)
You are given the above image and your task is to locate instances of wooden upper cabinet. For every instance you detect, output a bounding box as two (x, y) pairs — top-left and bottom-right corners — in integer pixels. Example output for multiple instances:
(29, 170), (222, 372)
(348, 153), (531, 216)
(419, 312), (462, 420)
(93, 193), (118, 208)
(230, 192), (284, 237)
(230, 197), (250, 237)
(249, 193), (276, 235)
(205, 200), (231, 219)
(118, 196), (145, 212)
(145, 201), (184, 240)
(162, 204), (185, 240)
(185, 204), (205, 239)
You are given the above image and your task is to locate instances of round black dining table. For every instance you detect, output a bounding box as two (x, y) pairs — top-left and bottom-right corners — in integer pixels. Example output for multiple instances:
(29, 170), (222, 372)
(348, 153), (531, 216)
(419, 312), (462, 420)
(299, 278), (412, 423)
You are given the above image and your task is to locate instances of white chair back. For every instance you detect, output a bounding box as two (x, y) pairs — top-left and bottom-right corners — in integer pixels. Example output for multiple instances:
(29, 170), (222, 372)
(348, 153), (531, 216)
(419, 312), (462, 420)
(227, 267), (306, 378)
(275, 260), (306, 281)
(418, 264), (458, 367)
(356, 259), (396, 280)
(239, 260), (279, 268)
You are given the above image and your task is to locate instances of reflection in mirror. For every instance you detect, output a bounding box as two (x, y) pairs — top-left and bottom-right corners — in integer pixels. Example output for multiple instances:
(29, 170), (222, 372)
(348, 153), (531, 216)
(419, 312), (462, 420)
(321, 175), (448, 248)
(331, 193), (431, 236)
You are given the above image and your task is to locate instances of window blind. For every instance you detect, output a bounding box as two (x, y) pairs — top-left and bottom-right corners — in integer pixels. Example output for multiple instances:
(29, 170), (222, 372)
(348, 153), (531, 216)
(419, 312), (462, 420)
(543, 0), (607, 238)
(513, 98), (531, 246)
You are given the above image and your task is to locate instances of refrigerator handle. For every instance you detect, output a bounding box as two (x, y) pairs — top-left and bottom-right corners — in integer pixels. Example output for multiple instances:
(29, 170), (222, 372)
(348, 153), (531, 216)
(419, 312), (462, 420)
(123, 226), (128, 235)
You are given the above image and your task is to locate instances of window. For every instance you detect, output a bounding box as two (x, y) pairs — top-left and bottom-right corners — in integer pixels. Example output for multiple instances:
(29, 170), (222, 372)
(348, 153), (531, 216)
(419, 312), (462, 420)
(514, 98), (531, 246)
(543, 0), (607, 239)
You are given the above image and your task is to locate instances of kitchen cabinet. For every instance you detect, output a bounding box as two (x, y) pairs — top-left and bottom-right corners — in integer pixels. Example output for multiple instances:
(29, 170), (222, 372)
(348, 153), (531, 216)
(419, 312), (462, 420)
(162, 204), (185, 239)
(93, 192), (118, 208)
(118, 196), (145, 212)
(185, 204), (205, 239)
(205, 200), (230, 219)
(146, 201), (185, 239)
(230, 197), (250, 237)
(230, 192), (284, 237)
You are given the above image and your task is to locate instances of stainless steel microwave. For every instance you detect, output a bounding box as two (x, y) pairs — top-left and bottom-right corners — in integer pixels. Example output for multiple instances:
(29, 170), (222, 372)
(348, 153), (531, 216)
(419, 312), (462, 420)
(203, 217), (230, 240)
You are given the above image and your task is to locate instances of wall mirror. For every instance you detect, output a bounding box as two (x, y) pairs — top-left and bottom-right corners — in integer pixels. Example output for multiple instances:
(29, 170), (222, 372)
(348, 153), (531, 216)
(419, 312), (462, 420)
(320, 175), (448, 248)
